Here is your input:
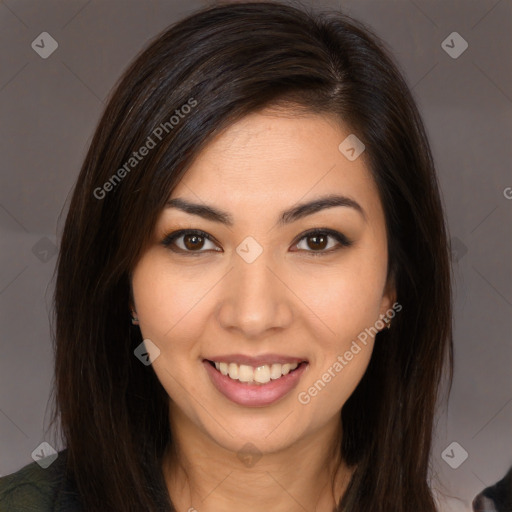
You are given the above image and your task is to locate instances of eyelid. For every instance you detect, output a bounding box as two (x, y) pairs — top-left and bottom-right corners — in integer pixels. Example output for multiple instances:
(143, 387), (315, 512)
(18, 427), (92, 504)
(160, 228), (353, 255)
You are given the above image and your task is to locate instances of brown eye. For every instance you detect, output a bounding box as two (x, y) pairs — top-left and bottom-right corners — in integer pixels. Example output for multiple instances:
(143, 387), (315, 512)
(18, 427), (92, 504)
(161, 230), (221, 253)
(305, 234), (328, 251)
(183, 233), (206, 250)
(294, 229), (353, 255)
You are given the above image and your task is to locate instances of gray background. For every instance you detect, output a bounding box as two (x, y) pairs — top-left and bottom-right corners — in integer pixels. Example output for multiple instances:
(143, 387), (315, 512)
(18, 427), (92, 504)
(0, 0), (510, 510)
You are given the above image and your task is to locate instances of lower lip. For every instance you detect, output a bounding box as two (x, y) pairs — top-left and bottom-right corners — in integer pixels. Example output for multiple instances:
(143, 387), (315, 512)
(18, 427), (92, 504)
(203, 360), (308, 407)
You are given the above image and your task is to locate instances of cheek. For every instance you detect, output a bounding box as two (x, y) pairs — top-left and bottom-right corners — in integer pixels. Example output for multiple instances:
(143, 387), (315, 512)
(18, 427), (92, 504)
(131, 256), (211, 407)
(131, 253), (211, 351)
(292, 251), (386, 343)
(295, 277), (377, 416)
(292, 250), (385, 411)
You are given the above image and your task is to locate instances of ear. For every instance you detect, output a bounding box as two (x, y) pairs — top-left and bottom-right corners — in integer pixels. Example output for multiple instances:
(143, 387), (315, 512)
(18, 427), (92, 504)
(378, 272), (397, 319)
(129, 300), (139, 326)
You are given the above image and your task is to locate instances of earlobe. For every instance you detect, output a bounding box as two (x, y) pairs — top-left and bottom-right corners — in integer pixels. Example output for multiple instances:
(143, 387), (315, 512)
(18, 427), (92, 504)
(379, 275), (397, 330)
(129, 285), (139, 326)
(129, 301), (139, 326)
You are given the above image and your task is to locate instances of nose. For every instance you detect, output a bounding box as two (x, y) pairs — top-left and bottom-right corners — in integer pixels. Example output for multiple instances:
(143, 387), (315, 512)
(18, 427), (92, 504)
(216, 252), (293, 339)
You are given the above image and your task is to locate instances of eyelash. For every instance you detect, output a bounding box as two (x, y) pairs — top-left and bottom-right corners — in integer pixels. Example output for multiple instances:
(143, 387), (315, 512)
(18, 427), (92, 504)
(160, 228), (353, 257)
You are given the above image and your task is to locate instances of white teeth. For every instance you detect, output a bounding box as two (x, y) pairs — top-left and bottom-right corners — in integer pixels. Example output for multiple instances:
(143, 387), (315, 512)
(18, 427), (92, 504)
(228, 363), (239, 379)
(211, 360), (300, 384)
(270, 363), (282, 380)
(238, 364), (253, 382)
(254, 365), (271, 384)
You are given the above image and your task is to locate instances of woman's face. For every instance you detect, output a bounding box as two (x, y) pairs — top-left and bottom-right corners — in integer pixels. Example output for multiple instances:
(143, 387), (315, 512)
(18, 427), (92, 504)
(131, 108), (395, 456)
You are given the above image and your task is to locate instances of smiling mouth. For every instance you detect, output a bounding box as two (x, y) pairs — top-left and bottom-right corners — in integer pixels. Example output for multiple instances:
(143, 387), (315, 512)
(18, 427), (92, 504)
(205, 359), (308, 385)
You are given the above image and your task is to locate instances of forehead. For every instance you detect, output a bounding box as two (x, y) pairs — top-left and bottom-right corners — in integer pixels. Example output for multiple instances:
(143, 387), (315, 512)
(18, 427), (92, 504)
(169, 109), (382, 224)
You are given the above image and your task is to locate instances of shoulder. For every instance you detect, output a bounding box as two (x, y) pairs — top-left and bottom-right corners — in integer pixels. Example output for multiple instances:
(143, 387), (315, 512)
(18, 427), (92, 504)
(0, 450), (83, 511)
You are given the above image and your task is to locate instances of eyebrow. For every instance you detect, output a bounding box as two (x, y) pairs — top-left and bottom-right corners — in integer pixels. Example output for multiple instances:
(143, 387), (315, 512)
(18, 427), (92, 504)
(165, 194), (367, 227)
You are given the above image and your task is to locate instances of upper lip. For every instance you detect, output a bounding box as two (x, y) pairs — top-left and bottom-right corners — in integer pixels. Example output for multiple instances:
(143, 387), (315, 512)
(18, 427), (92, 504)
(204, 353), (308, 366)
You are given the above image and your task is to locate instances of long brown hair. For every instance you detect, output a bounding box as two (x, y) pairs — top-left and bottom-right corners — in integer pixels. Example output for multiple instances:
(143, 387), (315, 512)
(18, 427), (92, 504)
(48, 2), (453, 510)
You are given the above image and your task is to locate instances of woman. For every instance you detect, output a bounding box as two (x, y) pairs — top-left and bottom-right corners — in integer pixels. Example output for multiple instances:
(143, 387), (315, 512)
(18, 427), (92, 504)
(0, 2), (453, 511)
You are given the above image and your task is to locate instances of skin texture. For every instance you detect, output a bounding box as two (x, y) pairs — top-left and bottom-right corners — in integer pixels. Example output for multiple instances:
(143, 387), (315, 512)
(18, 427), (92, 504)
(130, 109), (396, 511)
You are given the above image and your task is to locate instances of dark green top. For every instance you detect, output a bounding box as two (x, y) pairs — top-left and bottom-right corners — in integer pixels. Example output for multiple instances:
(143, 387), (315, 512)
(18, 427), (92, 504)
(0, 450), (83, 511)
